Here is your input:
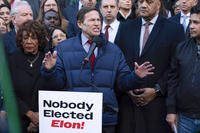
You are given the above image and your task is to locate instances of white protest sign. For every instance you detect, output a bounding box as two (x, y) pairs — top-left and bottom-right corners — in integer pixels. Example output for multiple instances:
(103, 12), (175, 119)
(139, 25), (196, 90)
(39, 91), (103, 133)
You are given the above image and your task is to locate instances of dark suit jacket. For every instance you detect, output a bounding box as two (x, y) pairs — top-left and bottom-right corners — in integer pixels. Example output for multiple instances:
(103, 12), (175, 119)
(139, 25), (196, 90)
(58, 0), (76, 14)
(62, 2), (79, 25)
(169, 12), (181, 23)
(116, 16), (185, 95)
(2, 29), (18, 54)
(8, 50), (45, 132)
(117, 10), (136, 22)
(62, 3), (80, 38)
(169, 13), (190, 36)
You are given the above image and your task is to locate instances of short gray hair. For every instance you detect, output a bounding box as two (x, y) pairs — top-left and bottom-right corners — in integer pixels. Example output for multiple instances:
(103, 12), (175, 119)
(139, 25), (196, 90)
(10, 0), (32, 16)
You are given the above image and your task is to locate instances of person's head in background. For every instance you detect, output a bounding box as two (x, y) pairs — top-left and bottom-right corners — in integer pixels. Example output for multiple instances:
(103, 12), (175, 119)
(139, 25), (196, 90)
(137, 0), (161, 21)
(49, 26), (67, 51)
(100, 0), (119, 25)
(10, 0), (33, 32)
(77, 7), (102, 40)
(43, 0), (58, 12)
(134, 0), (140, 17)
(43, 9), (61, 32)
(179, 0), (197, 15)
(37, 0), (68, 32)
(0, 16), (7, 34)
(117, 0), (137, 20)
(159, 0), (171, 18)
(16, 20), (47, 54)
(118, 0), (133, 14)
(80, 0), (97, 8)
(189, 3), (200, 43)
(173, 0), (181, 15)
(0, 4), (12, 31)
(38, 0), (60, 19)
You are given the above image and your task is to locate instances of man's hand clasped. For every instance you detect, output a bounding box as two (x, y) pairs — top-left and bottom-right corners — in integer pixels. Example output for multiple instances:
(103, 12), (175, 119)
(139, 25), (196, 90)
(128, 61), (156, 106)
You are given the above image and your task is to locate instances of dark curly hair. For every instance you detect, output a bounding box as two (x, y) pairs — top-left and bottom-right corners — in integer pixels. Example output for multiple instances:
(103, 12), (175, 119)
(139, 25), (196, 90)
(16, 20), (48, 52)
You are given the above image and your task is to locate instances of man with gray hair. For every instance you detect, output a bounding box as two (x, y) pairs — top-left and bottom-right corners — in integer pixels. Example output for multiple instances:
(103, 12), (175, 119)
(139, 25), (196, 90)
(2, 0), (33, 54)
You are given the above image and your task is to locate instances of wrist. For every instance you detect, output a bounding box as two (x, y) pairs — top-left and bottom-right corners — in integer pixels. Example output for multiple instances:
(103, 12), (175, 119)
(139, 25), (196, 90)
(154, 84), (162, 97)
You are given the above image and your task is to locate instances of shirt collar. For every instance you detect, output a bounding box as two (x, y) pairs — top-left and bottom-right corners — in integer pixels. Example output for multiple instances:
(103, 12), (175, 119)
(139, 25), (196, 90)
(81, 33), (89, 46)
(102, 19), (119, 30)
(142, 14), (158, 26)
(181, 11), (190, 17)
(118, 9), (132, 19)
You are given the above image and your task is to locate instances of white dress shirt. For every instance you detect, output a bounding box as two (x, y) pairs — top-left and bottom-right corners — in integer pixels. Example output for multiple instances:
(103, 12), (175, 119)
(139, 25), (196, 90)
(79, 1), (82, 10)
(180, 12), (190, 32)
(180, 12), (190, 26)
(139, 14), (158, 55)
(102, 19), (120, 43)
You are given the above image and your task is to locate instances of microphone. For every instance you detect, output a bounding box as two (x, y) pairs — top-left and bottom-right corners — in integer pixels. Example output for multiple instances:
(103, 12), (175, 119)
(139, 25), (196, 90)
(82, 36), (104, 64)
(79, 35), (118, 113)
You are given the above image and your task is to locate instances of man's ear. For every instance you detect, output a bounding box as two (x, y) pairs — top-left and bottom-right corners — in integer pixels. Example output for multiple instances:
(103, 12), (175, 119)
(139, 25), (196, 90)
(77, 20), (82, 29)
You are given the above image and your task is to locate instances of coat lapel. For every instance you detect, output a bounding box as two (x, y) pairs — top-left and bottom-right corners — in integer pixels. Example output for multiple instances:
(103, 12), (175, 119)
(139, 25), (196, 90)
(140, 16), (163, 57)
(175, 13), (181, 23)
(134, 18), (142, 59)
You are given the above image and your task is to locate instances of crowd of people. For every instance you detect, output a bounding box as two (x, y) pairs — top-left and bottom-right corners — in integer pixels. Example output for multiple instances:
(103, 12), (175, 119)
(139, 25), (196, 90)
(0, 0), (200, 133)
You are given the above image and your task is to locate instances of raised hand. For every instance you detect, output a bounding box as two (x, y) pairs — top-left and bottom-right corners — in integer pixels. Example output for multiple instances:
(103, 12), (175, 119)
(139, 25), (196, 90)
(42, 51), (57, 70)
(134, 61), (155, 78)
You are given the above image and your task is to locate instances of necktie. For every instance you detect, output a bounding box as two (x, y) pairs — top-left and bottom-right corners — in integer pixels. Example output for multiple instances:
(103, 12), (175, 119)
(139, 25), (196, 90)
(87, 39), (95, 72)
(182, 16), (188, 32)
(142, 22), (151, 51)
(104, 25), (110, 40)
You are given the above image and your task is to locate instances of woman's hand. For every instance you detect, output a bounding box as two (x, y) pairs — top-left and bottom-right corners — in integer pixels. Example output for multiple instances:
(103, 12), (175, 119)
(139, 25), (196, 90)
(42, 51), (57, 70)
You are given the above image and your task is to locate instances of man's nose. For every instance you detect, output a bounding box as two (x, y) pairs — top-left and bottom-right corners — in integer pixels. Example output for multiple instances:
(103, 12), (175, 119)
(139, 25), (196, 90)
(107, 6), (112, 12)
(27, 15), (33, 20)
(50, 19), (55, 23)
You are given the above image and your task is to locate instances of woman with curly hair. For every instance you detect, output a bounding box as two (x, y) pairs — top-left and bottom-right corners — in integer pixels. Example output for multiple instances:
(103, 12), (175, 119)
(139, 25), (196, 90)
(8, 20), (47, 133)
